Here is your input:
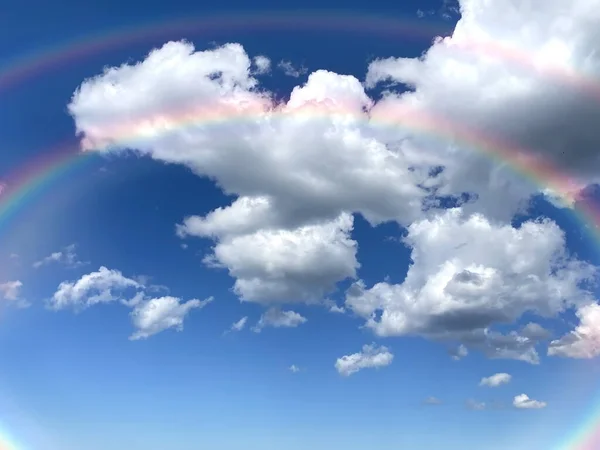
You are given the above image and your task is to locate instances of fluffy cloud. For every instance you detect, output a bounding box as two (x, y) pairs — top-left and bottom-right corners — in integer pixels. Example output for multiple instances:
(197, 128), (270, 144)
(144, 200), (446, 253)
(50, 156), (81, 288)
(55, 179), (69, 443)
(194, 213), (358, 304)
(49, 267), (210, 339)
(479, 373), (511, 387)
(366, 0), (600, 222)
(0, 281), (29, 308)
(49, 266), (142, 310)
(335, 344), (394, 376)
(68, 41), (434, 306)
(129, 296), (212, 340)
(289, 364), (301, 373)
(345, 208), (597, 363)
(513, 394), (547, 409)
(252, 308), (307, 332)
(548, 303), (600, 358)
(33, 244), (87, 269)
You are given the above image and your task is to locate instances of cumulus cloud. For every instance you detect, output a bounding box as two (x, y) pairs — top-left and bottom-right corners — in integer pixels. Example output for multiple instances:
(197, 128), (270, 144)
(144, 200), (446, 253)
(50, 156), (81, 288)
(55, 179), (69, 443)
(548, 303), (600, 358)
(345, 208), (597, 363)
(49, 267), (210, 339)
(33, 244), (87, 269)
(68, 41), (432, 306)
(513, 394), (547, 409)
(252, 308), (307, 332)
(335, 343), (394, 376)
(289, 364), (301, 373)
(277, 60), (307, 77)
(0, 281), (29, 308)
(129, 296), (212, 340)
(49, 266), (142, 311)
(366, 0), (600, 222)
(479, 373), (511, 387)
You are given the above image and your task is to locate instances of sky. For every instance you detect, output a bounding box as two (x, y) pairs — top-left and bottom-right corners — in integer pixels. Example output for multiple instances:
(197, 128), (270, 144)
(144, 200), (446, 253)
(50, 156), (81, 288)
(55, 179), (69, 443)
(1, 0), (600, 449)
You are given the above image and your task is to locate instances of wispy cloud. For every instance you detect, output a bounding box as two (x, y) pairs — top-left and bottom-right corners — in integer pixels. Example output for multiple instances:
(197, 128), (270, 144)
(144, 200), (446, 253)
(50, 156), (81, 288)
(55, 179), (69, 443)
(33, 244), (88, 269)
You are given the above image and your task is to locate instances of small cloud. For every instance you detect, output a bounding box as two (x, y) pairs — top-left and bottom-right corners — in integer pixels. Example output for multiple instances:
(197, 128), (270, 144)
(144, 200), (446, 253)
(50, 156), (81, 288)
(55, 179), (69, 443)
(289, 364), (301, 373)
(424, 396), (442, 405)
(253, 55), (271, 74)
(335, 343), (393, 377)
(181, 243), (188, 250)
(513, 394), (547, 409)
(9, 253), (18, 259)
(129, 296), (213, 340)
(480, 373), (512, 387)
(277, 60), (308, 78)
(466, 399), (486, 410)
(231, 316), (248, 332)
(0, 280), (29, 308)
(252, 308), (307, 333)
(33, 244), (87, 269)
(449, 344), (468, 360)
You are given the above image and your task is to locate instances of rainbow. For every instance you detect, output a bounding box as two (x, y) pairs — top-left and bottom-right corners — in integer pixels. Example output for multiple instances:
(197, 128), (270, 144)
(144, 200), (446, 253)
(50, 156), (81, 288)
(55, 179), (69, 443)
(0, 145), (97, 234)
(0, 10), (452, 93)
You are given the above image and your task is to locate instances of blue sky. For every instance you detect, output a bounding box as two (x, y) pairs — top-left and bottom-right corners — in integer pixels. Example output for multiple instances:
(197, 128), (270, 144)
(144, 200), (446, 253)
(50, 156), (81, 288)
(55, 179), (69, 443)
(2, 0), (600, 449)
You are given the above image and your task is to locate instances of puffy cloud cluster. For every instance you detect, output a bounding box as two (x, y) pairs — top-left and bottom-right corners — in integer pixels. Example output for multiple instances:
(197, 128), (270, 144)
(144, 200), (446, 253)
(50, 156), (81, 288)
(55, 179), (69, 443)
(345, 209), (596, 363)
(66, 0), (600, 362)
(335, 343), (394, 376)
(49, 267), (211, 339)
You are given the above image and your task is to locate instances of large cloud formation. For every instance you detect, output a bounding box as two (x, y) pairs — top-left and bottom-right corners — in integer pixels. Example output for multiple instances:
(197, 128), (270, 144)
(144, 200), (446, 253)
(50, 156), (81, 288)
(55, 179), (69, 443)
(67, 0), (600, 362)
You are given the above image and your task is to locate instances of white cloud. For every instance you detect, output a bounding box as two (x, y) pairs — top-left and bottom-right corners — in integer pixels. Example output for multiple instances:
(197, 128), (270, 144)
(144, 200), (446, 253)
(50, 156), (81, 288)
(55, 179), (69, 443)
(252, 308), (307, 332)
(49, 266), (142, 311)
(230, 316), (248, 332)
(68, 41), (431, 306)
(198, 213), (359, 305)
(335, 343), (393, 376)
(49, 267), (211, 339)
(513, 394), (547, 409)
(366, 0), (600, 222)
(0, 281), (29, 308)
(479, 372), (511, 387)
(345, 208), (597, 363)
(548, 303), (600, 358)
(253, 55), (271, 74)
(277, 60), (307, 77)
(129, 296), (212, 340)
(289, 364), (301, 373)
(33, 244), (87, 269)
